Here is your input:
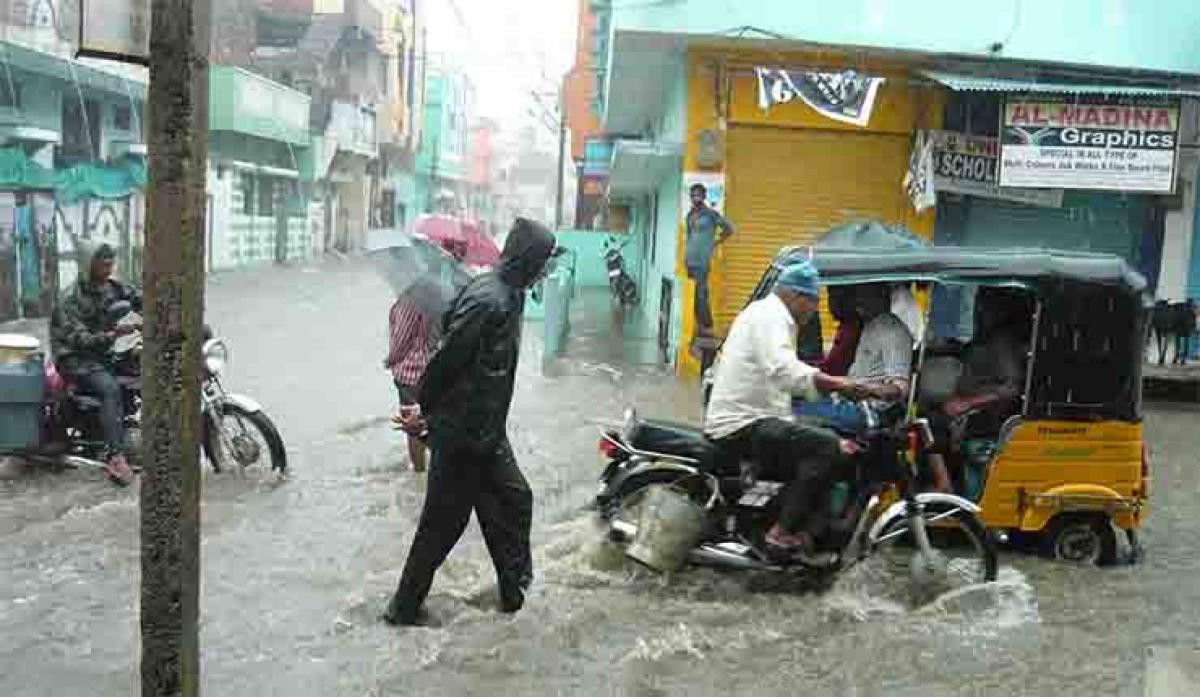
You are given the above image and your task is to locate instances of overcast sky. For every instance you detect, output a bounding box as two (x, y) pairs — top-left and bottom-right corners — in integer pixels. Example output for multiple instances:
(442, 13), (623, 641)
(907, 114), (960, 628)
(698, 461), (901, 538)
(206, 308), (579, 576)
(425, 0), (578, 134)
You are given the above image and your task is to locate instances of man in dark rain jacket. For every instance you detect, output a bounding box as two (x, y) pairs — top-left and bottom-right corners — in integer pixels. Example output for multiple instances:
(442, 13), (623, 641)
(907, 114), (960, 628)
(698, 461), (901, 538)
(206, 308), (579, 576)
(383, 217), (558, 627)
(50, 241), (140, 485)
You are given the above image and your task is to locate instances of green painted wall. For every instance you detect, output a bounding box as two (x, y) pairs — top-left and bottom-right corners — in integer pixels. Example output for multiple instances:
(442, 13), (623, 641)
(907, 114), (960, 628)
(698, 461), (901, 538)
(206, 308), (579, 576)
(208, 66), (311, 146)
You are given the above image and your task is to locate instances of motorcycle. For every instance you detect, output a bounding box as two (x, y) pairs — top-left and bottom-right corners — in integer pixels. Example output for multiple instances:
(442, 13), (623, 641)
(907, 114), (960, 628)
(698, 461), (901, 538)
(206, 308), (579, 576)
(594, 404), (997, 596)
(603, 235), (637, 307)
(199, 328), (288, 474)
(10, 303), (285, 476)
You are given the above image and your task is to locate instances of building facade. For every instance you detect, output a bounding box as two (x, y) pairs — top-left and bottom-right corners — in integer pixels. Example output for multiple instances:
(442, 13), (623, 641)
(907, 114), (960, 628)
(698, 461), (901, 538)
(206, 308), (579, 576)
(414, 65), (473, 215)
(595, 0), (1200, 374)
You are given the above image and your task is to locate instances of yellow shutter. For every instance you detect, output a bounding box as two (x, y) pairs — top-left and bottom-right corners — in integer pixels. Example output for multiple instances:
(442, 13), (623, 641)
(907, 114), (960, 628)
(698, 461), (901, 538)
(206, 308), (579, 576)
(714, 126), (913, 342)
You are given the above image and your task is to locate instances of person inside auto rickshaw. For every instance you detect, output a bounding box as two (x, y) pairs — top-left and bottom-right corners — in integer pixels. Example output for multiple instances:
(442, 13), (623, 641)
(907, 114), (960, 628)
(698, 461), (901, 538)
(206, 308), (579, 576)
(794, 283), (913, 432)
(925, 287), (1034, 491)
(812, 285), (862, 376)
(50, 241), (141, 486)
(704, 261), (894, 560)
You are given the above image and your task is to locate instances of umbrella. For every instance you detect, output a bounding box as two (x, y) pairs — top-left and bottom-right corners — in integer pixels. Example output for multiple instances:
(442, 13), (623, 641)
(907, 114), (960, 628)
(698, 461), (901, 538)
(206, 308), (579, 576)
(368, 231), (472, 330)
(814, 220), (929, 250)
(413, 213), (501, 267)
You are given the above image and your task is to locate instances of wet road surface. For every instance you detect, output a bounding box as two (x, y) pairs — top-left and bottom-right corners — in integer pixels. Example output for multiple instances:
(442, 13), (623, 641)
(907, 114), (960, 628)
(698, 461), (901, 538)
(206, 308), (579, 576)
(2, 258), (1199, 696)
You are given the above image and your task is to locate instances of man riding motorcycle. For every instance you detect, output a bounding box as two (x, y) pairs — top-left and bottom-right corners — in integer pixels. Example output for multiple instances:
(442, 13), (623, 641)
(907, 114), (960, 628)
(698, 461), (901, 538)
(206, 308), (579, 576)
(50, 241), (140, 485)
(703, 260), (889, 560)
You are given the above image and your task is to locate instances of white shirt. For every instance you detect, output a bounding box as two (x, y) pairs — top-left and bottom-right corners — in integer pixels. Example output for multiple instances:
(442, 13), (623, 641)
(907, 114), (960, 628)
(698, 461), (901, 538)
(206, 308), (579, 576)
(704, 294), (820, 439)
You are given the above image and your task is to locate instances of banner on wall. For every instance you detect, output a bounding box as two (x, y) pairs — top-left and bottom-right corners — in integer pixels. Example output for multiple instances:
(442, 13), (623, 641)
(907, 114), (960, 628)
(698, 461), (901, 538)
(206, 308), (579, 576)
(930, 130), (1064, 208)
(754, 67), (885, 127)
(999, 101), (1180, 193)
(680, 172), (726, 220)
(903, 130), (937, 213)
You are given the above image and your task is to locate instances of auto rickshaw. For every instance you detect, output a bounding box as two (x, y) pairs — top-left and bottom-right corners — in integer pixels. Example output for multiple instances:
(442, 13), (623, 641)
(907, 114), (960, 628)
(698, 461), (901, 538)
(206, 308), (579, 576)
(706, 245), (1150, 565)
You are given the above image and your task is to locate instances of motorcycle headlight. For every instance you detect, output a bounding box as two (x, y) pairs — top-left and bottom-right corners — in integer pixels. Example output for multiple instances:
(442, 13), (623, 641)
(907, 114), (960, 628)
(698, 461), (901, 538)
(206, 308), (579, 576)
(203, 339), (229, 375)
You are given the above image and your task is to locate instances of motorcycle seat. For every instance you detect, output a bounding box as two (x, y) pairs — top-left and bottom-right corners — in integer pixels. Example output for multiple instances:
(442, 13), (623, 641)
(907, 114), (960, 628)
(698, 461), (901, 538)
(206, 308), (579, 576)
(629, 418), (724, 470)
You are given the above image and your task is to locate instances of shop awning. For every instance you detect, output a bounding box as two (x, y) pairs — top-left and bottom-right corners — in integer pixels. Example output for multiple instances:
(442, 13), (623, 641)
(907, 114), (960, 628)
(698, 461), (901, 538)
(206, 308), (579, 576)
(920, 70), (1200, 98)
(608, 139), (682, 199)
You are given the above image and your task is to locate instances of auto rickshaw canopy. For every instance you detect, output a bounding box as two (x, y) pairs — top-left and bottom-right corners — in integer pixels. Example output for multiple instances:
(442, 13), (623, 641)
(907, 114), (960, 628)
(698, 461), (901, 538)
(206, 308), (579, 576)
(754, 245), (1149, 422)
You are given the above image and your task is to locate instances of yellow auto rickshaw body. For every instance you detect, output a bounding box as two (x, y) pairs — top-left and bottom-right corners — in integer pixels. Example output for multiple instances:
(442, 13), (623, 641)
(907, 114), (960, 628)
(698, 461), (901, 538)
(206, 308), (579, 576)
(977, 419), (1146, 533)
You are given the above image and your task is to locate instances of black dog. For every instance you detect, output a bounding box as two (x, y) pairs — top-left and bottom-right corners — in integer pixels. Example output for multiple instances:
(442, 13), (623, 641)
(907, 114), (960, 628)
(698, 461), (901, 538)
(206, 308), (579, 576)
(1150, 300), (1197, 365)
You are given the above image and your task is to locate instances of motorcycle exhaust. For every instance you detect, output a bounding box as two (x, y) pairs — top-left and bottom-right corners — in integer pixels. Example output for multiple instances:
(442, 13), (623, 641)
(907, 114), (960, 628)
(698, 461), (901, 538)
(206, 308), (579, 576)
(608, 520), (780, 572)
(63, 455), (107, 470)
(689, 543), (781, 572)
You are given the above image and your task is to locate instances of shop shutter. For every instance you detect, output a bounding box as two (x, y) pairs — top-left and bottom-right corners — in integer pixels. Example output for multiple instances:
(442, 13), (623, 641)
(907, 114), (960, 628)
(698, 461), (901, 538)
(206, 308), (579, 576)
(721, 126), (912, 340)
(957, 194), (1142, 261)
(933, 193), (1144, 340)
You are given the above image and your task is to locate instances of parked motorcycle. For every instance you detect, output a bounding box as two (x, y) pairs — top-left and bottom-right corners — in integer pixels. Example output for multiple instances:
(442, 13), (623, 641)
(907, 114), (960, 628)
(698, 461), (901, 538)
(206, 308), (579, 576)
(2, 304), (285, 476)
(603, 235), (637, 307)
(199, 328), (287, 474)
(594, 404), (997, 597)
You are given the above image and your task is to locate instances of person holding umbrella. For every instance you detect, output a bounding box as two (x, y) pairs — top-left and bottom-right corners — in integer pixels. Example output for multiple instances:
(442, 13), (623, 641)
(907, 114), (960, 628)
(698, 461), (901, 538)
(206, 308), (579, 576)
(383, 235), (468, 472)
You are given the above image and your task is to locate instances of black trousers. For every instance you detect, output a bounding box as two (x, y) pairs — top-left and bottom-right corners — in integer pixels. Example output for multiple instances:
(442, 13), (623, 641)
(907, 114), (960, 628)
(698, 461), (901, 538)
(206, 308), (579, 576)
(719, 418), (842, 536)
(389, 434), (533, 619)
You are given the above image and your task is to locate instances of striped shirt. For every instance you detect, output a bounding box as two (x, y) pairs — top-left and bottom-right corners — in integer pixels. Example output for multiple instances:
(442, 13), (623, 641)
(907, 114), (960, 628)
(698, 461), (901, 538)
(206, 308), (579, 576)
(847, 312), (913, 383)
(386, 297), (435, 388)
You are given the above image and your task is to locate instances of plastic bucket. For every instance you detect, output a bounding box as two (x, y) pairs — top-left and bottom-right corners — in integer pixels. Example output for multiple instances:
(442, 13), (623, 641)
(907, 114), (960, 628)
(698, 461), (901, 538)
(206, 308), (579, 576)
(625, 485), (708, 573)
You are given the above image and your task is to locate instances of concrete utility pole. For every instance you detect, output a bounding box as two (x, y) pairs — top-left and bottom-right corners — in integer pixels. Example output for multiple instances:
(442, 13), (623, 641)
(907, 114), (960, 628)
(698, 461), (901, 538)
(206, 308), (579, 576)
(554, 88), (566, 230)
(141, 0), (209, 694)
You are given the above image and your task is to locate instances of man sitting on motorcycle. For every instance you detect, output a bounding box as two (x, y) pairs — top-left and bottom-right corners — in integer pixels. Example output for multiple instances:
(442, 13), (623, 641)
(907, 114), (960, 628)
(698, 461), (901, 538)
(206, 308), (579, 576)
(704, 260), (888, 559)
(50, 242), (141, 486)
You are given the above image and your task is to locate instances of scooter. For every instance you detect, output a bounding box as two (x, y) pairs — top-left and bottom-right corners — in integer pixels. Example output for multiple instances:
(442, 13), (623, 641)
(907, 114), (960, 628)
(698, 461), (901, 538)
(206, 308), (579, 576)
(603, 235), (637, 307)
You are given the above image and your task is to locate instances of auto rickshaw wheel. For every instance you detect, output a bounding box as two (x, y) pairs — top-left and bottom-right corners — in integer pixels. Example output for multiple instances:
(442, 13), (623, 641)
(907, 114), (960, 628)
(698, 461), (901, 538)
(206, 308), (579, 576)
(1043, 514), (1118, 566)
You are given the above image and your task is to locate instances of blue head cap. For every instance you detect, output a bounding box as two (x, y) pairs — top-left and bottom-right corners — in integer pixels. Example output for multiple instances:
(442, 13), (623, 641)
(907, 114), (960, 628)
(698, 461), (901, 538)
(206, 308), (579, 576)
(775, 259), (821, 299)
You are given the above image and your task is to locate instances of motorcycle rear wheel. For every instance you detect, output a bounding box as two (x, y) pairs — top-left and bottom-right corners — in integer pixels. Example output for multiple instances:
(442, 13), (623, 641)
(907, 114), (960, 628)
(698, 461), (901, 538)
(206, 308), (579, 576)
(202, 403), (287, 474)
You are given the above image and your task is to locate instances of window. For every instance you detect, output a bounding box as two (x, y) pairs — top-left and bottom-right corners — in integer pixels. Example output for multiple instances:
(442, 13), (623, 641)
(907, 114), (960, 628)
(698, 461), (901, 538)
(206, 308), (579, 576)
(114, 105), (131, 131)
(380, 56), (389, 95)
(257, 177), (275, 216)
(0, 81), (19, 110)
(377, 190), (396, 228)
(241, 174), (255, 215)
(26, 0), (55, 28)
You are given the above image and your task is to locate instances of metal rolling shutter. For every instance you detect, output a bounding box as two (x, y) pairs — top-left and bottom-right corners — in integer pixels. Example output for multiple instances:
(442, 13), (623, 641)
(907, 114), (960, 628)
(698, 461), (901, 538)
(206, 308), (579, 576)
(958, 193), (1142, 261)
(722, 126), (912, 340)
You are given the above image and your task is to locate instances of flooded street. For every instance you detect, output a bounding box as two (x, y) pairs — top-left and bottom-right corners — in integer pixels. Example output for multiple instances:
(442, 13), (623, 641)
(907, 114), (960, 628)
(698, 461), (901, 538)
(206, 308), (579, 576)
(2, 259), (1198, 696)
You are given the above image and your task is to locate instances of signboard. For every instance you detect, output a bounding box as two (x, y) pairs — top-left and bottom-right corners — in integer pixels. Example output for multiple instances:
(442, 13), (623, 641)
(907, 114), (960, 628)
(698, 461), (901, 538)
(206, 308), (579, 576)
(755, 67), (885, 127)
(680, 172), (726, 219)
(930, 130), (1064, 208)
(999, 101), (1180, 193)
(79, 0), (151, 64)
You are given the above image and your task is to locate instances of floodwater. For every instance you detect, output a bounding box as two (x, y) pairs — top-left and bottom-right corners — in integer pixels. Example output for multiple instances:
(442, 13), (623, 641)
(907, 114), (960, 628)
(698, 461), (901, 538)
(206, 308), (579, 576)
(2, 258), (1198, 696)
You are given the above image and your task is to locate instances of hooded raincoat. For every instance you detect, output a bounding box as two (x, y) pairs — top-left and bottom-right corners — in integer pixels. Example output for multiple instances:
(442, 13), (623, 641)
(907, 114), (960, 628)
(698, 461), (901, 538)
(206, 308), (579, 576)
(50, 241), (141, 375)
(418, 218), (556, 447)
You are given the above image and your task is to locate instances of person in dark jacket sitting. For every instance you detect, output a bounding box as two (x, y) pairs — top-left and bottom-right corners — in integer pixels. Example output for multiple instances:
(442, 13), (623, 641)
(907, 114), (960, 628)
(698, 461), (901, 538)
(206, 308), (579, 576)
(383, 218), (558, 627)
(50, 241), (140, 486)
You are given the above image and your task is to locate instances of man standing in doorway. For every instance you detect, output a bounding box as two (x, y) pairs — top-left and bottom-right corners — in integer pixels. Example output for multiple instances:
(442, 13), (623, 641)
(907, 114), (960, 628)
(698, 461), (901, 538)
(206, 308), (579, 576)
(685, 183), (735, 338)
(383, 218), (558, 627)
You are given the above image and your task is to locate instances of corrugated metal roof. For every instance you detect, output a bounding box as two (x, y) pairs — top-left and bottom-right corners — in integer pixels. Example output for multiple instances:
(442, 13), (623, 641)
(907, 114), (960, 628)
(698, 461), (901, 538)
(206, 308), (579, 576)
(921, 70), (1200, 97)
